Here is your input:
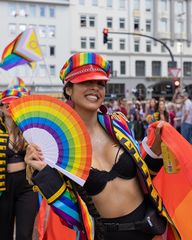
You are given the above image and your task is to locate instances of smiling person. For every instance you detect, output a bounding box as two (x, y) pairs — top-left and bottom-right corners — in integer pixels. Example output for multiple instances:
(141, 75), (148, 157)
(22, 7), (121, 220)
(25, 53), (180, 240)
(0, 87), (38, 240)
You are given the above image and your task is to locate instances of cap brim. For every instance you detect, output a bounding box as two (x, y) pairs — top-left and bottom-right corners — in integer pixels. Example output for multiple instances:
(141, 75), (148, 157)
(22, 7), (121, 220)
(69, 71), (108, 83)
(1, 96), (19, 104)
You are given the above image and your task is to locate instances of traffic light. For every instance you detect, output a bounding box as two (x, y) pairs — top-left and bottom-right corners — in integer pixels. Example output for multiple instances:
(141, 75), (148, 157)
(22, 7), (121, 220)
(103, 28), (109, 44)
(174, 79), (180, 88)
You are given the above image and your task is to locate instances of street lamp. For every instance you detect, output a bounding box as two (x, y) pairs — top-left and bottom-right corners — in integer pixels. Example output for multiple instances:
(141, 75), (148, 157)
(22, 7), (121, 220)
(104, 29), (175, 68)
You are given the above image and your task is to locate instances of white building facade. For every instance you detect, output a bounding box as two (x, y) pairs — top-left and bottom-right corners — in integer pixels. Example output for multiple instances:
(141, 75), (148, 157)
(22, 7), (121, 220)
(71, 0), (192, 99)
(0, 0), (70, 95)
(0, 0), (192, 99)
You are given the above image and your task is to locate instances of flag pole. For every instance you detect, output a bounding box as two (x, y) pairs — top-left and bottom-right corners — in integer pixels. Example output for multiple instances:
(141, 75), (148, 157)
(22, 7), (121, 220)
(29, 63), (37, 93)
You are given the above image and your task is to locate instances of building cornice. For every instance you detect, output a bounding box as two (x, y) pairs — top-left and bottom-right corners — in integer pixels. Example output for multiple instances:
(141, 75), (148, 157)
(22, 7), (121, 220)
(0, 0), (70, 6)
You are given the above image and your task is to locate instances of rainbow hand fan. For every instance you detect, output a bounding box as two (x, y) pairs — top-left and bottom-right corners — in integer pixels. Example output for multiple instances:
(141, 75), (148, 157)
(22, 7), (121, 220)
(9, 95), (92, 186)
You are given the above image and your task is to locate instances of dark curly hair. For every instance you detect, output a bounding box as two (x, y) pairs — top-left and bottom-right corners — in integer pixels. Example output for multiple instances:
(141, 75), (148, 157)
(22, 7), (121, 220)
(63, 82), (73, 100)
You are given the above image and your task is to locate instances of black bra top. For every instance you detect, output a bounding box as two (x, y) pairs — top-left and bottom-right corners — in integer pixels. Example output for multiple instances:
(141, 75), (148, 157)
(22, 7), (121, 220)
(6, 147), (25, 164)
(84, 148), (137, 196)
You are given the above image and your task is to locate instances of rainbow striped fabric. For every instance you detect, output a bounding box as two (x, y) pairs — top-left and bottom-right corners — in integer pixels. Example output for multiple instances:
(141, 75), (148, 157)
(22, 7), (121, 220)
(0, 28), (42, 71)
(0, 87), (30, 101)
(60, 52), (111, 82)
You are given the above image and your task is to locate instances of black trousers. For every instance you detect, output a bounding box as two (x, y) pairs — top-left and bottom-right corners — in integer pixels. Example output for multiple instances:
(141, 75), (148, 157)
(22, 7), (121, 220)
(102, 200), (154, 240)
(0, 169), (38, 240)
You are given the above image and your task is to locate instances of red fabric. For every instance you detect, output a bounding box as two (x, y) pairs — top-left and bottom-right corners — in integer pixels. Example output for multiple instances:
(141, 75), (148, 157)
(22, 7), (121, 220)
(37, 198), (49, 240)
(42, 208), (76, 240)
(147, 121), (192, 240)
(37, 199), (76, 240)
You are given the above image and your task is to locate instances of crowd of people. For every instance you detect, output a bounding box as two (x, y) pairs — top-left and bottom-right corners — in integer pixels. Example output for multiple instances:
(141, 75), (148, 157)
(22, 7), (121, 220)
(0, 52), (191, 240)
(104, 91), (192, 144)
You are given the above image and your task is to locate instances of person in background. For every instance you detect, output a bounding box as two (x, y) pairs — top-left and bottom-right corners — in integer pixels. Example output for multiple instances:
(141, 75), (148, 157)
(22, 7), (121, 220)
(0, 87), (38, 240)
(180, 92), (192, 144)
(153, 100), (169, 123)
(118, 97), (128, 117)
(174, 103), (182, 133)
(24, 52), (180, 240)
(145, 98), (157, 116)
(167, 102), (176, 127)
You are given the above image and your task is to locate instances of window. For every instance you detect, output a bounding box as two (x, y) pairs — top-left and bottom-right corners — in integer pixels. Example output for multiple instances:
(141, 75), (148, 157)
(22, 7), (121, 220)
(161, 44), (166, 53)
(120, 39), (125, 50)
(80, 16), (87, 27)
(50, 65), (56, 76)
(9, 3), (17, 17)
(160, 18), (168, 32)
(183, 62), (192, 77)
(120, 61), (126, 75)
(49, 7), (55, 17)
(146, 40), (151, 52)
(134, 18), (140, 31)
(40, 6), (46, 17)
(19, 3), (27, 17)
(177, 1), (184, 12)
(107, 0), (113, 8)
(39, 64), (46, 77)
(146, 0), (152, 11)
(89, 16), (95, 27)
(29, 4), (36, 17)
(49, 46), (55, 56)
(160, 0), (167, 10)
(119, 18), (125, 29)
(9, 24), (17, 35)
(108, 60), (114, 74)
(168, 61), (177, 76)
(119, 0), (125, 8)
(39, 25), (46, 38)
(81, 37), (87, 49)
(107, 39), (113, 50)
(19, 24), (27, 33)
(133, 0), (140, 10)
(152, 61), (161, 76)
(134, 40), (140, 52)
(29, 24), (36, 30)
(146, 20), (151, 32)
(92, 0), (98, 6)
(40, 45), (46, 57)
(48, 25), (55, 38)
(79, 0), (85, 5)
(136, 61), (145, 76)
(89, 37), (95, 49)
(107, 17), (113, 28)
(176, 20), (183, 34)
(106, 84), (125, 99)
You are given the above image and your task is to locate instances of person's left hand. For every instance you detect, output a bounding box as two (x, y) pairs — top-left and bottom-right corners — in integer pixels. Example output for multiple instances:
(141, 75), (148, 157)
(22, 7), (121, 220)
(25, 144), (46, 171)
(150, 121), (164, 156)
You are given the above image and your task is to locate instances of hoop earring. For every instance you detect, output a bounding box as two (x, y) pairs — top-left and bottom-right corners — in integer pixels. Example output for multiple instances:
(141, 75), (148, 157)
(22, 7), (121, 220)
(99, 104), (107, 114)
(66, 96), (74, 108)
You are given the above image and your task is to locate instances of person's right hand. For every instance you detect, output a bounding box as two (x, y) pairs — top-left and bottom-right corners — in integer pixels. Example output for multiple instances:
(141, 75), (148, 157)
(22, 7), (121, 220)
(25, 144), (47, 171)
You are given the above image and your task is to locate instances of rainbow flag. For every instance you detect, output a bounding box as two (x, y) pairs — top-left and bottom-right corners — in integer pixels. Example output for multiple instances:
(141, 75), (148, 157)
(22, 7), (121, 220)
(147, 122), (192, 239)
(8, 77), (25, 88)
(0, 28), (43, 71)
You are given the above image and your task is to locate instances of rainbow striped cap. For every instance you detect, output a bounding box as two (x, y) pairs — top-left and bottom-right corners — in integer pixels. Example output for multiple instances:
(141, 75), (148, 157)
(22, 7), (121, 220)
(0, 87), (30, 105)
(60, 52), (111, 83)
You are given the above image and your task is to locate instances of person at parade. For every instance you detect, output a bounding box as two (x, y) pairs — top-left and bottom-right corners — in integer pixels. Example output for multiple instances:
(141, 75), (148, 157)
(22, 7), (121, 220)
(24, 52), (180, 240)
(0, 87), (38, 240)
